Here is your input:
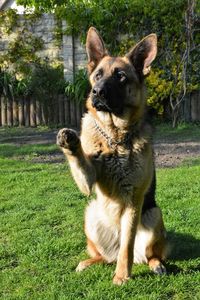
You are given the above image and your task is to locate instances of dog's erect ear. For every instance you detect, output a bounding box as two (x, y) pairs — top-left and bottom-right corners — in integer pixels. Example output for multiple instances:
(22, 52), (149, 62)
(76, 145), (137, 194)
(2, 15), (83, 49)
(126, 34), (157, 76)
(86, 27), (107, 74)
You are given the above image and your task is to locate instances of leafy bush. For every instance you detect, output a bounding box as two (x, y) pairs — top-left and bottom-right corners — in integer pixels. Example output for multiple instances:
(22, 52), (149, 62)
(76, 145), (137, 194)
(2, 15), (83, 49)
(0, 8), (66, 103)
(16, 0), (199, 124)
(146, 69), (173, 115)
(65, 69), (90, 104)
(0, 61), (66, 104)
(28, 61), (66, 103)
(0, 70), (15, 98)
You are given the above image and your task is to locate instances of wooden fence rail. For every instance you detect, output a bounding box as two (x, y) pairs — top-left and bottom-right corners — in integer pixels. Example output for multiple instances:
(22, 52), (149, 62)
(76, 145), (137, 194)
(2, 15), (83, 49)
(0, 92), (199, 128)
(0, 95), (85, 128)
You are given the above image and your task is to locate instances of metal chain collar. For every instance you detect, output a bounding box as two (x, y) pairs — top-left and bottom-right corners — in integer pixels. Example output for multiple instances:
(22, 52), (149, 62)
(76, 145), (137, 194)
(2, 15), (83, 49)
(94, 120), (135, 149)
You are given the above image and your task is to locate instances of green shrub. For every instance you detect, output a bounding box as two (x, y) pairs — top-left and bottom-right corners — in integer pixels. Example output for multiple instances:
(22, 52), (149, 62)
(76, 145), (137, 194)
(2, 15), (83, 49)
(28, 61), (66, 103)
(2, 1), (199, 122)
(16, 0), (199, 121)
(65, 69), (90, 104)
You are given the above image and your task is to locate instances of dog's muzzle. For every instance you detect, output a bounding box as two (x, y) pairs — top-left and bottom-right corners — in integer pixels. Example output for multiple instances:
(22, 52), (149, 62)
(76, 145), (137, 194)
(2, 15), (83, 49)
(92, 97), (111, 112)
(91, 86), (111, 112)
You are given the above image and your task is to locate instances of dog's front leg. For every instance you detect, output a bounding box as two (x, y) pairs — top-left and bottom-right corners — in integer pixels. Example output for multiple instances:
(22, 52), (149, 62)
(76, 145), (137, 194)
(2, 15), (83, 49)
(113, 204), (140, 285)
(57, 128), (96, 195)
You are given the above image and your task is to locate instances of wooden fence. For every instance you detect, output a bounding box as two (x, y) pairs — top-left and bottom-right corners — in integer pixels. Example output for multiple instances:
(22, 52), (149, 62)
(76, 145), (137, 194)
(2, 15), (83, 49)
(0, 92), (199, 128)
(0, 95), (85, 128)
(183, 91), (200, 122)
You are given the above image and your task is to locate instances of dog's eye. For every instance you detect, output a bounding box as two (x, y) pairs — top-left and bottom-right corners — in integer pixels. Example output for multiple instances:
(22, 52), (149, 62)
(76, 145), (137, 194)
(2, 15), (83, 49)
(95, 71), (102, 81)
(116, 71), (126, 82)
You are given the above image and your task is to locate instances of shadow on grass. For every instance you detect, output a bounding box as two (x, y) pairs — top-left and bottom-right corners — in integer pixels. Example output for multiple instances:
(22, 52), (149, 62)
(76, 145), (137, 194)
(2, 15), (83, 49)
(168, 231), (200, 260)
(165, 231), (200, 274)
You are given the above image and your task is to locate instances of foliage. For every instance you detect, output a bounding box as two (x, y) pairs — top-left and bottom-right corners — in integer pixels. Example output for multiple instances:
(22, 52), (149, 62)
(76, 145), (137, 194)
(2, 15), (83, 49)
(0, 68), (32, 100)
(65, 69), (90, 104)
(16, 0), (200, 124)
(0, 9), (43, 75)
(146, 69), (173, 115)
(0, 62), (65, 101)
(0, 70), (14, 99)
(0, 8), (65, 111)
(0, 8), (19, 34)
(0, 8), (43, 99)
(28, 60), (66, 103)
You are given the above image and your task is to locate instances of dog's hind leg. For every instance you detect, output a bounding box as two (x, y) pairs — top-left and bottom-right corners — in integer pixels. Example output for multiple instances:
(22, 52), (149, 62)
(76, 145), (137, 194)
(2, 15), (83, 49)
(142, 207), (168, 275)
(146, 236), (167, 275)
(76, 239), (105, 272)
(76, 256), (104, 272)
(148, 257), (166, 275)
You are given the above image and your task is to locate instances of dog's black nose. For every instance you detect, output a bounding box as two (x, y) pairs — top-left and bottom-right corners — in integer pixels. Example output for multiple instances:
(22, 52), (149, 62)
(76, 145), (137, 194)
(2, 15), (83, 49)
(92, 87), (105, 98)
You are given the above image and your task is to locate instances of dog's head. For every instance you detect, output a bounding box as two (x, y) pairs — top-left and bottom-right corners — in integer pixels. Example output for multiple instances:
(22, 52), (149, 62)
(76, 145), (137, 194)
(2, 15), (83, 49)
(86, 27), (157, 124)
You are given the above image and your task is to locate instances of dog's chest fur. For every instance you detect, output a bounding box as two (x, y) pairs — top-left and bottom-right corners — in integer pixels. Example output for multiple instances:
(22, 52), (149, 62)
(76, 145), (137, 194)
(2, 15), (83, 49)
(81, 113), (152, 199)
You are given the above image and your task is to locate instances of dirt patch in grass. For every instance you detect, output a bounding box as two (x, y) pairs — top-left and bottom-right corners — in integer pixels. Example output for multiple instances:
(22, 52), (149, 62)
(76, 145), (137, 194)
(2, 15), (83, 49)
(1, 126), (199, 168)
(32, 140), (199, 168)
(154, 141), (200, 168)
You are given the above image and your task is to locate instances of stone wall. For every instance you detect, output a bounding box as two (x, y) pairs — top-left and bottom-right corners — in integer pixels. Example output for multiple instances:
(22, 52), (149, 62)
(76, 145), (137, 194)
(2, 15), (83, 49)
(0, 13), (87, 82)
(33, 14), (62, 60)
(61, 20), (87, 81)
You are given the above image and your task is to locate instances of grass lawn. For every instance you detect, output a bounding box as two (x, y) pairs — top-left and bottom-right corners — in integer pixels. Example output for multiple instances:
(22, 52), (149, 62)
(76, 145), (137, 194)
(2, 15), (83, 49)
(154, 122), (200, 142)
(0, 125), (200, 300)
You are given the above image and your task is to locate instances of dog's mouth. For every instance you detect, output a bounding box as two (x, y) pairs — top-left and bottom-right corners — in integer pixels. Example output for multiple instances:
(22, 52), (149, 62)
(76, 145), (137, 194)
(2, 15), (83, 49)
(92, 97), (112, 113)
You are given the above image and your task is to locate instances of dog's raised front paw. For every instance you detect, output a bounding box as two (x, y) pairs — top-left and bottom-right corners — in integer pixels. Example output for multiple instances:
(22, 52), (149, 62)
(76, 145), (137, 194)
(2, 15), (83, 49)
(57, 128), (80, 153)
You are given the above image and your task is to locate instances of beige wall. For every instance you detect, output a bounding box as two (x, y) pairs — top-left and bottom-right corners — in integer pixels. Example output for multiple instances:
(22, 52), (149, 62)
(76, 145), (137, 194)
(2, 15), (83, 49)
(0, 13), (87, 82)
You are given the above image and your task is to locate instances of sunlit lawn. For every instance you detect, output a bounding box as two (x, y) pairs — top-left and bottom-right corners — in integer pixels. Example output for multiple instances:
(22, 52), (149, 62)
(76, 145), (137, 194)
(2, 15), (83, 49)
(0, 125), (200, 299)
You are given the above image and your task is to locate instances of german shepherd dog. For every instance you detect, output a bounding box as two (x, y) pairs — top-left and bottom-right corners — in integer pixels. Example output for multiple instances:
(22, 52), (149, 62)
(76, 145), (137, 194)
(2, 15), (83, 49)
(57, 27), (168, 285)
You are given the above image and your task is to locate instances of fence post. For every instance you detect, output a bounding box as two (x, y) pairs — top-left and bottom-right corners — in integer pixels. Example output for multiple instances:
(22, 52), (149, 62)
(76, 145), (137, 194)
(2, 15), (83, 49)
(0, 96), (1, 126)
(18, 98), (24, 126)
(64, 96), (70, 125)
(30, 97), (36, 127)
(24, 98), (30, 127)
(58, 95), (65, 125)
(76, 103), (82, 129)
(7, 97), (13, 126)
(1, 96), (7, 126)
(36, 100), (42, 126)
(52, 98), (58, 126)
(42, 103), (49, 126)
(183, 95), (191, 122)
(70, 99), (77, 127)
(13, 98), (19, 126)
(191, 91), (200, 122)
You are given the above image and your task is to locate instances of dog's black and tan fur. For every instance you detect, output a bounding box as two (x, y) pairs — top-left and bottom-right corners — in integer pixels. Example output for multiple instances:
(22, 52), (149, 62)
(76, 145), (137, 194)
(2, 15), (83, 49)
(57, 27), (168, 285)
